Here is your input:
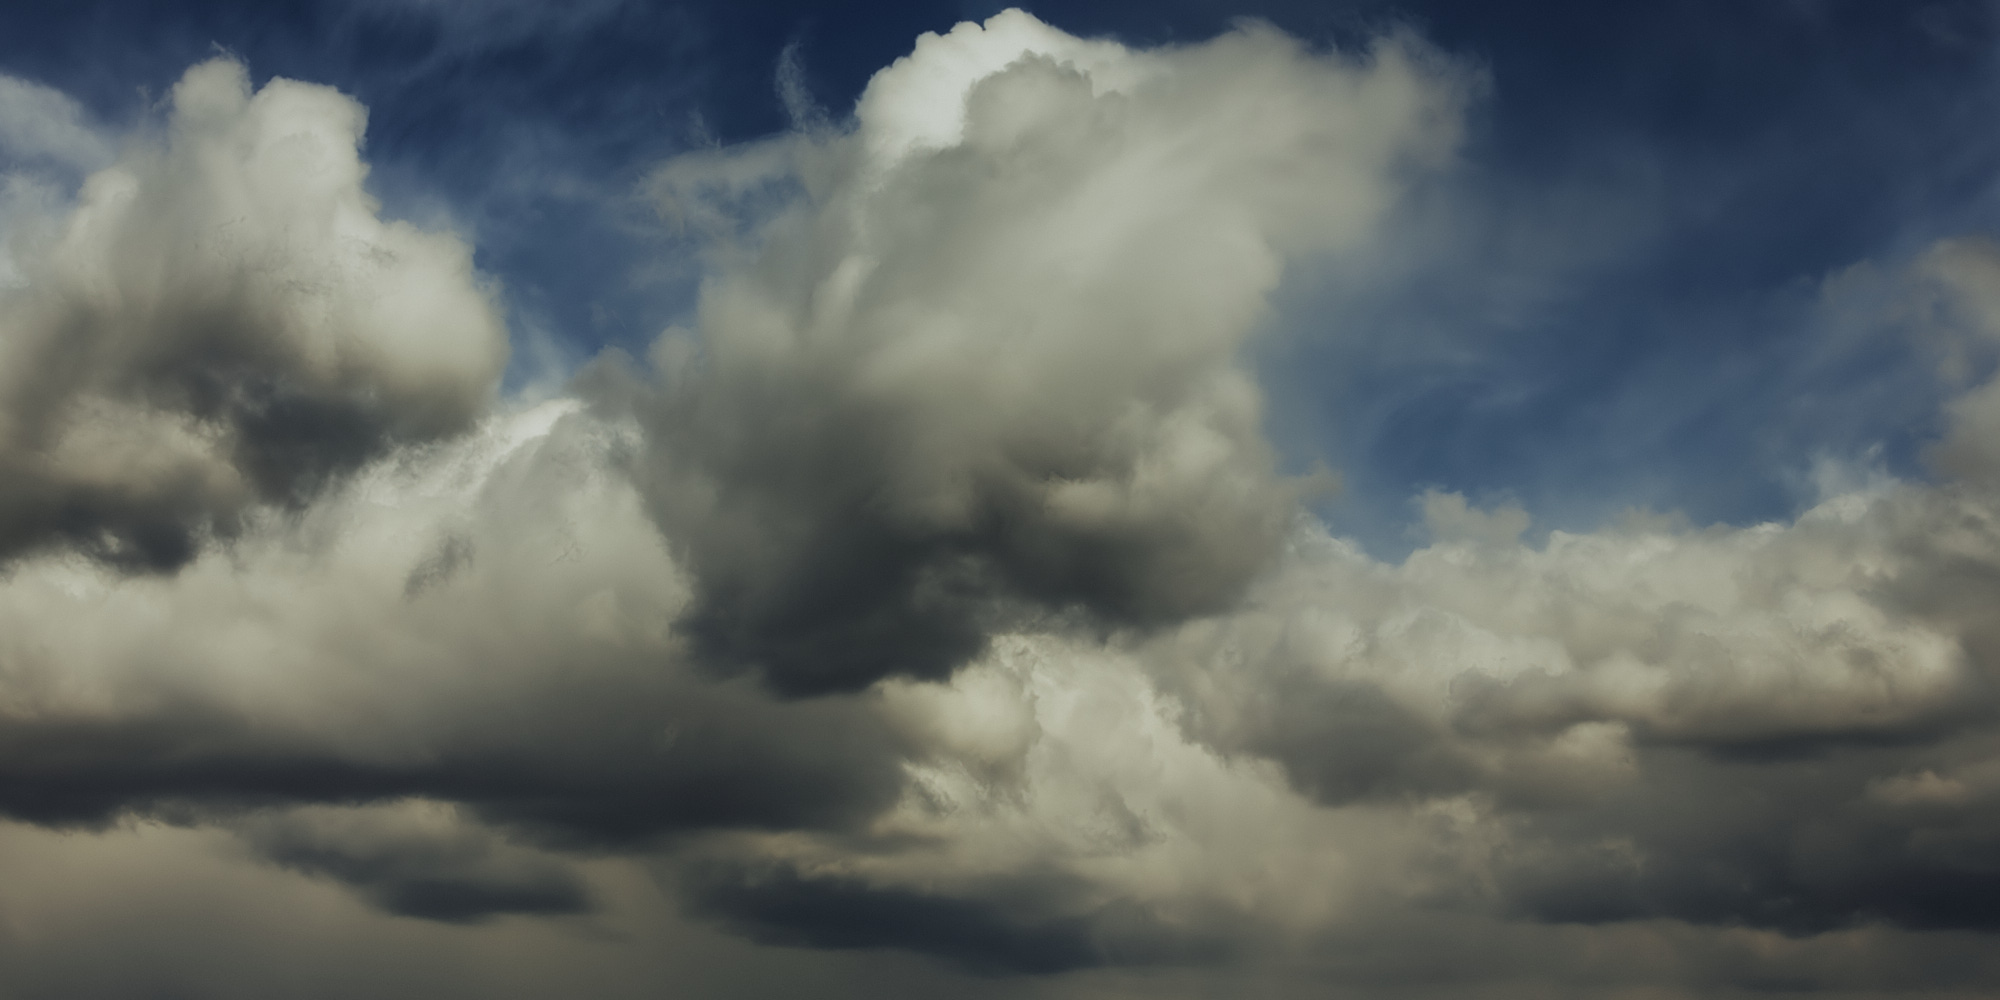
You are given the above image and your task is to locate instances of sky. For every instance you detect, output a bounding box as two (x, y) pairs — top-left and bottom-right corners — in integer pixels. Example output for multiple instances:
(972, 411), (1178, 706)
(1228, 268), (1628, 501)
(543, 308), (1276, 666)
(2, 1), (2000, 997)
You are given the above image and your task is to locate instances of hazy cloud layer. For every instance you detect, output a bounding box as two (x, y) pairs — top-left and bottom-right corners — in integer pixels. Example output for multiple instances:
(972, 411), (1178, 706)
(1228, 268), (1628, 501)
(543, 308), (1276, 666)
(1, 9), (1999, 999)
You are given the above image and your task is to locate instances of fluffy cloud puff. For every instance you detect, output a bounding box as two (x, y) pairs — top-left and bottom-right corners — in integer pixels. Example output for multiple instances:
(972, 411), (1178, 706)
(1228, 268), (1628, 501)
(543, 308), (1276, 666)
(628, 10), (1468, 695)
(678, 471), (2000, 973)
(620, 10), (2000, 973)
(0, 399), (906, 853)
(0, 59), (507, 569)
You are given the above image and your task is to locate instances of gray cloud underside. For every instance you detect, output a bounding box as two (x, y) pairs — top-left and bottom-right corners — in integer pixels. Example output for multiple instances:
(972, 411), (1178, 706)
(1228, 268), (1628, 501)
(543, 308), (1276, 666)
(4, 9), (2000, 996)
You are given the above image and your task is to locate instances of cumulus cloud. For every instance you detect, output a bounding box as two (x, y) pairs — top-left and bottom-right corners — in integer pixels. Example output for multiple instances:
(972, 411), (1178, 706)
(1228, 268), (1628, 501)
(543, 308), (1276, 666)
(6, 9), (2000, 998)
(0, 73), (112, 173)
(631, 36), (2000, 959)
(0, 73), (112, 292)
(0, 398), (907, 848)
(667, 473), (2000, 972)
(623, 10), (1468, 695)
(0, 59), (507, 569)
(1918, 236), (2000, 484)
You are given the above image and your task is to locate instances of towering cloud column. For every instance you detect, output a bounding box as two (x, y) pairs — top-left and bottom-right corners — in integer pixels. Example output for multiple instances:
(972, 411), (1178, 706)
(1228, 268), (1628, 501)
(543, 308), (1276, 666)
(634, 10), (1470, 695)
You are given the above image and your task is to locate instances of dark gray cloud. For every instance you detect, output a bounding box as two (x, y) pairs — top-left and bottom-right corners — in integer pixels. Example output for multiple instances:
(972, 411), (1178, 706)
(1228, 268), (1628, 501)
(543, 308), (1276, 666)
(681, 857), (1240, 975)
(0, 688), (903, 843)
(1494, 738), (2000, 933)
(683, 860), (1108, 974)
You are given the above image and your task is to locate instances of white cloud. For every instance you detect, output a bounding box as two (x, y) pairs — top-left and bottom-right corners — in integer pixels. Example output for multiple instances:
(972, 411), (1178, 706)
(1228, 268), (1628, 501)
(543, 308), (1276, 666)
(0, 59), (508, 567)
(625, 10), (1470, 695)
(1919, 237), (2000, 483)
(0, 72), (113, 172)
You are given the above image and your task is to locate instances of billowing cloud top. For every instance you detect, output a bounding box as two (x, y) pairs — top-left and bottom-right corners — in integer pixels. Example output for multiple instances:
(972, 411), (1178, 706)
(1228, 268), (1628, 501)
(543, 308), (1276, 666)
(636, 11), (1462, 694)
(0, 59), (506, 568)
(1, 9), (1999, 1000)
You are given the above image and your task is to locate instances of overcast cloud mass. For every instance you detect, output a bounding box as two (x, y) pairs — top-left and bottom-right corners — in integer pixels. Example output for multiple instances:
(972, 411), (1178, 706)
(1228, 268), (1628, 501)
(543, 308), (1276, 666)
(4, 2), (2000, 997)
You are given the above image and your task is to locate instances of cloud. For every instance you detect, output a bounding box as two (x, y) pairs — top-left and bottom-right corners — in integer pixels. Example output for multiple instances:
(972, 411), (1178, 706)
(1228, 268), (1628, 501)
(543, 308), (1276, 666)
(5, 9), (2000, 997)
(0, 395), (911, 858)
(0, 58), (507, 569)
(0, 72), (113, 173)
(1919, 237), (2000, 484)
(0, 72), (114, 292)
(236, 799), (591, 923)
(622, 10), (1469, 695)
(651, 173), (2000, 968)
(663, 484), (2000, 973)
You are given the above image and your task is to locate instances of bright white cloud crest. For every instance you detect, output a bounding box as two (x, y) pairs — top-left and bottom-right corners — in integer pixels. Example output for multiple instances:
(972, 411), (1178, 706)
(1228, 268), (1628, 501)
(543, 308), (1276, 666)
(1, 10), (1999, 998)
